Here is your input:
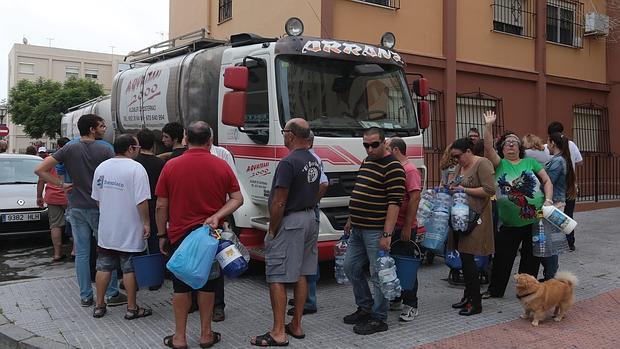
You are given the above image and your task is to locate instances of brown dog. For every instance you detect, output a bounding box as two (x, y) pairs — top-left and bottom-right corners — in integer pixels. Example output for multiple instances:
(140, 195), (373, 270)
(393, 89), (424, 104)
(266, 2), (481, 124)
(514, 272), (578, 326)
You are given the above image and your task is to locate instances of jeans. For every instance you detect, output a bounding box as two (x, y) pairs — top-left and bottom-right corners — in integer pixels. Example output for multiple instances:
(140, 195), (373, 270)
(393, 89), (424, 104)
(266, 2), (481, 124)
(343, 228), (387, 321)
(540, 255), (559, 280)
(564, 199), (576, 247)
(71, 208), (119, 301)
(304, 265), (320, 310)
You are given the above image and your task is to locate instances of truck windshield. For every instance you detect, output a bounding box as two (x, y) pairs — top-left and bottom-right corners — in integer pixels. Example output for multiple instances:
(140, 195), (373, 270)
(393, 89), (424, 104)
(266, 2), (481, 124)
(276, 55), (418, 137)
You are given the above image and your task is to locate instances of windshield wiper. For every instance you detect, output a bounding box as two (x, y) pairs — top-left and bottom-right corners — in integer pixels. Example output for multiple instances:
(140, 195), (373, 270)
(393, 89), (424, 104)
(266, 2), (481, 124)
(0, 181), (38, 185)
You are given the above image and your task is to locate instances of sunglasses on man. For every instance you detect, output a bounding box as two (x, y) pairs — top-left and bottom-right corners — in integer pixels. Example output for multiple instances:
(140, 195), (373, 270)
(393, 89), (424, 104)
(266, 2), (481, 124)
(362, 141), (382, 149)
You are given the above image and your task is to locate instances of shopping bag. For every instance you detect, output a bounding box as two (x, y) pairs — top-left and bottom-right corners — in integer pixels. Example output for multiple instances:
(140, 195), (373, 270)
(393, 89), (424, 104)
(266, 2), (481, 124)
(166, 226), (219, 289)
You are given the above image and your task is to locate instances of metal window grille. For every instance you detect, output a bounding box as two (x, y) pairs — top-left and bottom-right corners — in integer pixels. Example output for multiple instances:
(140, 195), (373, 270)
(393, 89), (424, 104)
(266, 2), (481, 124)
(492, 0), (537, 38)
(547, 0), (584, 47)
(576, 153), (620, 202)
(219, 0), (232, 23)
(456, 91), (504, 141)
(572, 103), (610, 153)
(356, 0), (400, 10)
(413, 89), (445, 151)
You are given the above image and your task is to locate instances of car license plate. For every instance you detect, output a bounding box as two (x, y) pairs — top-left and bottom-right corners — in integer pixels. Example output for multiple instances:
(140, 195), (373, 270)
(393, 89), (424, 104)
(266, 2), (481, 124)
(1, 212), (41, 222)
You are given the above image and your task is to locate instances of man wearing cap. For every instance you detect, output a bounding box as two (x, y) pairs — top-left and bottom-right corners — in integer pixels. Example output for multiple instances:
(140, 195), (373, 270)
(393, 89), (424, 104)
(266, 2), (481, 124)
(37, 146), (48, 159)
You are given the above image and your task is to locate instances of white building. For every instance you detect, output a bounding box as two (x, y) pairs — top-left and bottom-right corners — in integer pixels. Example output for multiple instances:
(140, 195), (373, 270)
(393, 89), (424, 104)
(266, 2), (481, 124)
(6, 44), (125, 153)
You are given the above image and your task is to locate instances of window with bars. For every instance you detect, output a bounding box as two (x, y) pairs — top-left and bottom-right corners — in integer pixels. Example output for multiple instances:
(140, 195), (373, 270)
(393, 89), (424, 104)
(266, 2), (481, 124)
(547, 0), (584, 47)
(456, 92), (504, 141)
(219, 0), (232, 23)
(492, 0), (536, 38)
(355, 0), (400, 10)
(573, 104), (609, 153)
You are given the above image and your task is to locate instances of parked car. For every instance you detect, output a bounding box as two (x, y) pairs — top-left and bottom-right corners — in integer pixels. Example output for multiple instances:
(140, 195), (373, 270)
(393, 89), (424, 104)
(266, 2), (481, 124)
(0, 154), (49, 238)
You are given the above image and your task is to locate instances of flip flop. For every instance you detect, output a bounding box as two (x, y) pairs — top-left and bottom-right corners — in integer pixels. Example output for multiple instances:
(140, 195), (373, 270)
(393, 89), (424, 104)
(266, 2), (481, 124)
(200, 331), (221, 348)
(163, 334), (188, 349)
(250, 332), (289, 347)
(284, 323), (305, 339)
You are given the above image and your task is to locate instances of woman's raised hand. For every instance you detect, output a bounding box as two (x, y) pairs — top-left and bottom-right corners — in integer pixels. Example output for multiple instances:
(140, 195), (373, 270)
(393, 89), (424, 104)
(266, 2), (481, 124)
(483, 110), (496, 125)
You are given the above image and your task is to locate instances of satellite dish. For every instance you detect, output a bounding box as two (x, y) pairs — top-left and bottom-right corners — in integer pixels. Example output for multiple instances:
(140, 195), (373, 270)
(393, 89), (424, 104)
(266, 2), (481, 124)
(22, 37), (29, 45)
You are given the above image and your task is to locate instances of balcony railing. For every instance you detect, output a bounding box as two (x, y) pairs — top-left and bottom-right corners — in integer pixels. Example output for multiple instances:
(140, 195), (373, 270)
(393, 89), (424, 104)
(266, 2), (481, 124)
(353, 0), (400, 10)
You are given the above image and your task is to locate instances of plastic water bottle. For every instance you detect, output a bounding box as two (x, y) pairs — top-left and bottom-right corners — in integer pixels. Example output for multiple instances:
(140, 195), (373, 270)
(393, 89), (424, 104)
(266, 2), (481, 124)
(421, 187), (451, 253)
(451, 189), (469, 232)
(377, 251), (401, 300)
(416, 189), (435, 226)
(435, 187), (452, 214)
(334, 236), (350, 284)
(542, 205), (578, 235)
(532, 220), (552, 257)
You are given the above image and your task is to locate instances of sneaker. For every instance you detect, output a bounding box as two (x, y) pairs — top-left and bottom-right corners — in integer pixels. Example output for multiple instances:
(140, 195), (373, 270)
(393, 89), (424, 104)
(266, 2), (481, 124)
(106, 293), (128, 307)
(213, 307), (225, 322)
(80, 298), (94, 307)
(343, 308), (370, 325)
(389, 299), (403, 311)
(353, 318), (388, 335)
(399, 305), (419, 322)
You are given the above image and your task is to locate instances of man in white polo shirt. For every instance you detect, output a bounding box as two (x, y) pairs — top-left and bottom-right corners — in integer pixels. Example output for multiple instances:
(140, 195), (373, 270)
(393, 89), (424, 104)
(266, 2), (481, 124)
(91, 134), (152, 320)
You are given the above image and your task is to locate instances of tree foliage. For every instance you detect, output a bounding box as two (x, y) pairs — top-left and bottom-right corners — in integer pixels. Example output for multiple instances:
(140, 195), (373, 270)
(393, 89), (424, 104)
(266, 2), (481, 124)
(7, 77), (105, 139)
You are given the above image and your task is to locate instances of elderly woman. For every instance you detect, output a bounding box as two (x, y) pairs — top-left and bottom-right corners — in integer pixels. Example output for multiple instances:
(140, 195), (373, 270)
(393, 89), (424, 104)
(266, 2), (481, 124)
(447, 138), (495, 316)
(481, 111), (554, 299)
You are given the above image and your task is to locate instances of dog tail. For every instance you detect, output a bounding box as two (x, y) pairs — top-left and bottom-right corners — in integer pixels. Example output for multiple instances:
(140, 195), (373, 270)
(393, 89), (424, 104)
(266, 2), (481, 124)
(554, 271), (578, 287)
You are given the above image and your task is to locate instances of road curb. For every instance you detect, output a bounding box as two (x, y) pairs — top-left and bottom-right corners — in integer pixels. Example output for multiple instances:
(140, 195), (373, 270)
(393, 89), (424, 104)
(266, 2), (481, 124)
(0, 314), (76, 349)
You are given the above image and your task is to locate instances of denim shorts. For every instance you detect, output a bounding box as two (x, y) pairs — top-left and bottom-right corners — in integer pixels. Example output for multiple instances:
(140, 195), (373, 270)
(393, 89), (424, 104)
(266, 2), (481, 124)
(95, 248), (139, 274)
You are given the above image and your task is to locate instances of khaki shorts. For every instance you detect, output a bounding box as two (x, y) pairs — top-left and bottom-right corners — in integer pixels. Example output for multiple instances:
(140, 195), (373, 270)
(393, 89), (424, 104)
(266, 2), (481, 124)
(47, 205), (66, 229)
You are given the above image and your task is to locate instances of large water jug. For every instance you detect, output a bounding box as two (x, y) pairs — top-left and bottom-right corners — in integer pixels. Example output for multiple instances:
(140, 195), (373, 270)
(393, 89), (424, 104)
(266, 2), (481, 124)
(416, 189), (435, 226)
(377, 250), (401, 300)
(451, 189), (469, 232)
(542, 205), (577, 235)
(216, 239), (248, 278)
(532, 220), (553, 257)
(435, 187), (452, 214)
(334, 236), (350, 284)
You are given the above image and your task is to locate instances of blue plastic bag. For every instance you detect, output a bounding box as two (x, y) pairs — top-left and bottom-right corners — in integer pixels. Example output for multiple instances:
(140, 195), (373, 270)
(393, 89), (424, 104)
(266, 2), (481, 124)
(166, 226), (219, 289)
(445, 250), (489, 272)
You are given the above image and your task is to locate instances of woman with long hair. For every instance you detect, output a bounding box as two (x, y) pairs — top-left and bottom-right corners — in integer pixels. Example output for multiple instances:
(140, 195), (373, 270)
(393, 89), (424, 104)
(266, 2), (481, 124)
(481, 111), (554, 299)
(538, 132), (576, 280)
(447, 138), (495, 315)
(522, 133), (550, 166)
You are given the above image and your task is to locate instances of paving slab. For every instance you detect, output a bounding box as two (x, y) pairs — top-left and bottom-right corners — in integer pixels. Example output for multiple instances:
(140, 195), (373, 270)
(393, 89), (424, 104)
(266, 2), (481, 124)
(1, 207), (619, 349)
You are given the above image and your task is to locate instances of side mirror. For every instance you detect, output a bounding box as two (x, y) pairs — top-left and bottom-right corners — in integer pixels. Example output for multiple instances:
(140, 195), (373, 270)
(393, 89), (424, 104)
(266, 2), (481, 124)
(413, 77), (429, 97)
(418, 100), (430, 130)
(222, 91), (247, 127)
(224, 66), (249, 90)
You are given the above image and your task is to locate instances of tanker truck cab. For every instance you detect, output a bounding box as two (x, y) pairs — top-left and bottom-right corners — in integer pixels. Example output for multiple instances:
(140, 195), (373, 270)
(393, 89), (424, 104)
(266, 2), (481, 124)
(219, 19), (430, 261)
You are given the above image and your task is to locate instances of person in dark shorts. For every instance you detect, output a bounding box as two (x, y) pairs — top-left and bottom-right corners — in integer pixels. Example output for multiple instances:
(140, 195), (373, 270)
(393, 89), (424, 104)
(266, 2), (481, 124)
(251, 119), (321, 347)
(90, 134), (152, 319)
(156, 121), (243, 349)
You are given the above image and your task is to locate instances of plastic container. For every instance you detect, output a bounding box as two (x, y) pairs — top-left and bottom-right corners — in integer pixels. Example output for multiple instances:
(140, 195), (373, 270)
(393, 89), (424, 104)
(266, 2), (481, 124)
(334, 235), (350, 284)
(416, 189), (435, 226)
(532, 219), (554, 257)
(166, 226), (219, 289)
(132, 253), (165, 288)
(542, 205), (577, 235)
(377, 250), (401, 300)
(391, 240), (422, 290)
(451, 189), (469, 232)
(216, 239), (248, 278)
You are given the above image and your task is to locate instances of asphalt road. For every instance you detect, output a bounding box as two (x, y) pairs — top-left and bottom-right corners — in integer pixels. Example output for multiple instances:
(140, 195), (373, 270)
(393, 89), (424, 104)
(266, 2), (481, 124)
(0, 236), (74, 282)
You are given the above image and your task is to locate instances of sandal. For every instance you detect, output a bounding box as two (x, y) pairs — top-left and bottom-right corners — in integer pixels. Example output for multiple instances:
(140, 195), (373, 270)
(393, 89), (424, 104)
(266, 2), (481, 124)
(124, 305), (153, 320)
(200, 331), (221, 348)
(163, 334), (188, 349)
(250, 332), (289, 347)
(93, 304), (107, 318)
(284, 323), (305, 339)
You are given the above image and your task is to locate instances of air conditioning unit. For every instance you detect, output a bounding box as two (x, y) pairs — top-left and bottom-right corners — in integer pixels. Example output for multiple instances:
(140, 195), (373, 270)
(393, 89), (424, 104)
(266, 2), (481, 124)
(585, 12), (610, 36)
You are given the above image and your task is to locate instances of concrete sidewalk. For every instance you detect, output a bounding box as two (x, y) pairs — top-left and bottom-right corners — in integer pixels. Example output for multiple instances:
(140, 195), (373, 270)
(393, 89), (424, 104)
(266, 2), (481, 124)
(1, 207), (619, 349)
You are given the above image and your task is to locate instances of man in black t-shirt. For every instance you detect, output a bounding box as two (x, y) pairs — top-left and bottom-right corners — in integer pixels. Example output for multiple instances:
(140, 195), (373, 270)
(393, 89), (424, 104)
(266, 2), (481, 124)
(251, 118), (321, 346)
(135, 129), (165, 290)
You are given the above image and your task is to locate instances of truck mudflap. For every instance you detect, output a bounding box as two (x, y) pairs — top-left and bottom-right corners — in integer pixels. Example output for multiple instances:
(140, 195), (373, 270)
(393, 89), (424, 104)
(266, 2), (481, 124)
(239, 227), (337, 262)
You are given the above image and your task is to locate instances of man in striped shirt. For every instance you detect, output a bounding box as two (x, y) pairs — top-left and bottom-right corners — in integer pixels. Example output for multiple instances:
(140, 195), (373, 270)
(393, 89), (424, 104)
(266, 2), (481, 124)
(342, 127), (406, 335)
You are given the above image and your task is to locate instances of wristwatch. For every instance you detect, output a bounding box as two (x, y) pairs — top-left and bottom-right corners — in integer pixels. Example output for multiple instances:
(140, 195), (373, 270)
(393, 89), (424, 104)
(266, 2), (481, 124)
(382, 231), (392, 238)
